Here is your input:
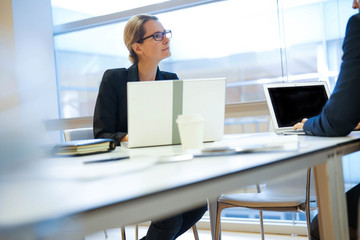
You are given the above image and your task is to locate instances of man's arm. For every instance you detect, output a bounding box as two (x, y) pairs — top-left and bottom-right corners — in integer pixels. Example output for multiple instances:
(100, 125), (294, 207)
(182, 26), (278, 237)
(302, 14), (360, 136)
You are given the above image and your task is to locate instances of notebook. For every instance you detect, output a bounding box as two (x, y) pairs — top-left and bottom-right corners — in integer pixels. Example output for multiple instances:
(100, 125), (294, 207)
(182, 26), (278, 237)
(263, 81), (330, 135)
(124, 78), (226, 148)
(52, 138), (116, 156)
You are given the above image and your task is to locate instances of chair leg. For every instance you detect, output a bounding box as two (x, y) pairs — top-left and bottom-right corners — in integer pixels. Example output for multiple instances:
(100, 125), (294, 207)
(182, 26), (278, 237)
(104, 229), (108, 238)
(256, 184), (265, 240)
(305, 168), (312, 240)
(135, 224), (138, 240)
(121, 226), (126, 240)
(192, 224), (199, 240)
(305, 205), (312, 239)
(215, 203), (229, 240)
(259, 210), (265, 240)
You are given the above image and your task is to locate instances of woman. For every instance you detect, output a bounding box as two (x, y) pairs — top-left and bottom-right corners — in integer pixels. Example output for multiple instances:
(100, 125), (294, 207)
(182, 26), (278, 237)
(93, 15), (207, 240)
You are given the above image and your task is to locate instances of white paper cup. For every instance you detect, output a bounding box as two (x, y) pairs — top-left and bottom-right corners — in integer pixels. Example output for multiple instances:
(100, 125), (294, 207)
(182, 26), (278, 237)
(176, 114), (204, 151)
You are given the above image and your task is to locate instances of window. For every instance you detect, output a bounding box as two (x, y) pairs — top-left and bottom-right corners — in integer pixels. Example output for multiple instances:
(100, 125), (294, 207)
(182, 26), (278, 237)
(52, 0), (354, 119)
(53, 22), (128, 117)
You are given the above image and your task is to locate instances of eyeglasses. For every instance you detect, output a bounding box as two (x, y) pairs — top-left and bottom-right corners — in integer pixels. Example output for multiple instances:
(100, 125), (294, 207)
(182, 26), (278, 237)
(137, 30), (172, 43)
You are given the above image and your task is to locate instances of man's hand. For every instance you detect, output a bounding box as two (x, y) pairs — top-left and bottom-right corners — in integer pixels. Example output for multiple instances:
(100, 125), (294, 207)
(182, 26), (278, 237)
(293, 118), (308, 130)
(121, 134), (128, 142)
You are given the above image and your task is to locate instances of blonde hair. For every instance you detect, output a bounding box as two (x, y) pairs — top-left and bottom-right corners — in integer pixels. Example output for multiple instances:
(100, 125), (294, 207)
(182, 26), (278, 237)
(124, 15), (159, 64)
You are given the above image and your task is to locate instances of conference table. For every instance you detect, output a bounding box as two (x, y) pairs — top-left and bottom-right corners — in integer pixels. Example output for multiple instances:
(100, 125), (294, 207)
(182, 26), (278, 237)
(1, 132), (360, 240)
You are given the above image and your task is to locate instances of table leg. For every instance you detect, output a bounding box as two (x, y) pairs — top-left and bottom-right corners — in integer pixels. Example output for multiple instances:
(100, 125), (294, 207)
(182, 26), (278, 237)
(314, 153), (349, 240)
(208, 197), (219, 240)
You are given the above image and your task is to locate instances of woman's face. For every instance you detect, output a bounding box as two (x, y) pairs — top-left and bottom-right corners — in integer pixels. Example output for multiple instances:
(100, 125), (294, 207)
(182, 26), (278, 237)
(136, 20), (171, 64)
(353, 0), (360, 11)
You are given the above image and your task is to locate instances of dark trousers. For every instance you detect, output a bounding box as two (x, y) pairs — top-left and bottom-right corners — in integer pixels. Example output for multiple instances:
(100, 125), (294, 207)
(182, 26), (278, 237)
(311, 183), (360, 240)
(140, 205), (207, 240)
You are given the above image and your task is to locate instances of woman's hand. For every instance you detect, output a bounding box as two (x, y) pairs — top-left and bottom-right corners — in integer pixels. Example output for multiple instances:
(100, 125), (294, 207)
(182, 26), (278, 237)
(293, 118), (308, 130)
(354, 122), (360, 130)
(120, 134), (128, 142)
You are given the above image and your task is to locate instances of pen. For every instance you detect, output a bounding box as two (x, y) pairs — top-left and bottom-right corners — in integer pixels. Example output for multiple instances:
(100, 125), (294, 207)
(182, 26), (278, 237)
(83, 156), (130, 164)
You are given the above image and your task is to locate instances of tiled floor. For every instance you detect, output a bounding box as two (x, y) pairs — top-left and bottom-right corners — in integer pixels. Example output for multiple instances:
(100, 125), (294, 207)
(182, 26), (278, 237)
(85, 225), (307, 240)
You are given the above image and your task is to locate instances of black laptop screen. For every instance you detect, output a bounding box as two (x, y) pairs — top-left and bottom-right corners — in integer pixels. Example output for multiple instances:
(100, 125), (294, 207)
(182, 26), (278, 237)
(268, 85), (329, 127)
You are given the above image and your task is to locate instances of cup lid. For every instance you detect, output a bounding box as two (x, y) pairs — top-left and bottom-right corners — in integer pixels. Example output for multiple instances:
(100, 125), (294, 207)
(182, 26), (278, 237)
(176, 114), (204, 122)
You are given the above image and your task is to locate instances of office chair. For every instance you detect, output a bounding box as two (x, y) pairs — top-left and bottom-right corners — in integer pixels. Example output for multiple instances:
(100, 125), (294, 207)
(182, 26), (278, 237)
(63, 127), (94, 141)
(211, 168), (316, 240)
(63, 127), (200, 240)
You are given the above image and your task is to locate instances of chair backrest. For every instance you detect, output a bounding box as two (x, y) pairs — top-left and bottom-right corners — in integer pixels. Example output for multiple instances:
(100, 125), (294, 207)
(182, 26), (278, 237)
(63, 127), (94, 141)
(262, 168), (317, 201)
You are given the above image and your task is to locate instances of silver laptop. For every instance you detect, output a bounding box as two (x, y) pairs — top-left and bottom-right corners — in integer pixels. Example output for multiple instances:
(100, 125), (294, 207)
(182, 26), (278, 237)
(124, 78), (226, 148)
(263, 81), (330, 135)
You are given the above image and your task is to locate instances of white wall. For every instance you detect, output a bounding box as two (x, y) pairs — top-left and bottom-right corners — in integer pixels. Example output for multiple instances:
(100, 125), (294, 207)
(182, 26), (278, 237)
(12, 0), (59, 124)
(0, 0), (59, 172)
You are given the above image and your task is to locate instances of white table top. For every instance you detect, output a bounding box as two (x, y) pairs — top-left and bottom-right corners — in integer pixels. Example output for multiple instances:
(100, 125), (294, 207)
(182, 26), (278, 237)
(1, 132), (360, 239)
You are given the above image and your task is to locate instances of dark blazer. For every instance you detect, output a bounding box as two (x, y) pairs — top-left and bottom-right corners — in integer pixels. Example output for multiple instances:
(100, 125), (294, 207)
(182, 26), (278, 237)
(93, 64), (178, 145)
(304, 13), (360, 136)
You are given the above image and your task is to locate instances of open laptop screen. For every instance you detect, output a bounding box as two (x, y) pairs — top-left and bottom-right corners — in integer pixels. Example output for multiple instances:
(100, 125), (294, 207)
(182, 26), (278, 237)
(126, 78), (226, 148)
(268, 85), (329, 127)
